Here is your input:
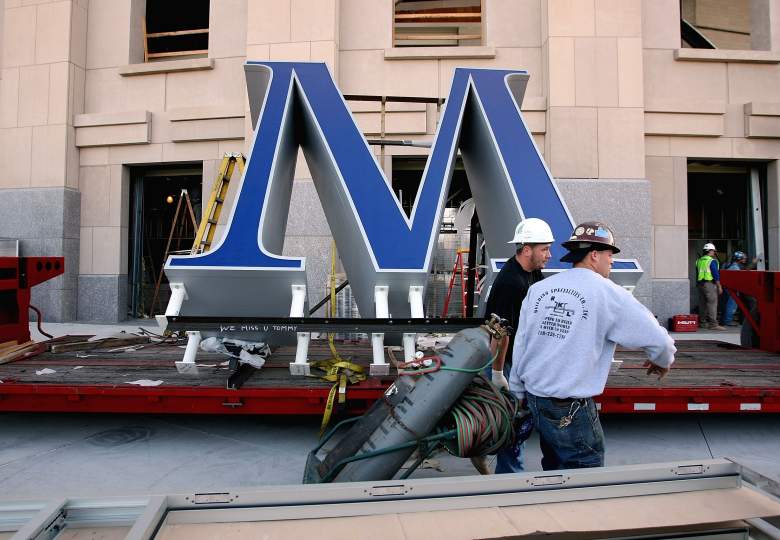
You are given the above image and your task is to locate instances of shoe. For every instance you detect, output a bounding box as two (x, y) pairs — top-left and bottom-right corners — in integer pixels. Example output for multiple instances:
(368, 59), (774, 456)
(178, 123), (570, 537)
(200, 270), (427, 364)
(726, 321), (740, 327)
(710, 325), (727, 331)
(470, 455), (492, 475)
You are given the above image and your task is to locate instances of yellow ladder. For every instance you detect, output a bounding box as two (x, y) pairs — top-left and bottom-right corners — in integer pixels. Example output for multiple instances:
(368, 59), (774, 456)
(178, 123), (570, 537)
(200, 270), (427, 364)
(191, 152), (245, 254)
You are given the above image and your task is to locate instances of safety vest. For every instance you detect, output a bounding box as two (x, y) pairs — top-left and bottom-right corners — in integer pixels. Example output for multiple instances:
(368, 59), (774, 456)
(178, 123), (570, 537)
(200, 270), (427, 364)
(696, 255), (715, 282)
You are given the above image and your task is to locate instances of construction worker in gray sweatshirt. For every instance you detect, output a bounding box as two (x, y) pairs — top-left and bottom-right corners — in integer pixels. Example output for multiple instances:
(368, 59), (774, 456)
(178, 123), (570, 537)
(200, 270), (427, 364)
(509, 221), (676, 470)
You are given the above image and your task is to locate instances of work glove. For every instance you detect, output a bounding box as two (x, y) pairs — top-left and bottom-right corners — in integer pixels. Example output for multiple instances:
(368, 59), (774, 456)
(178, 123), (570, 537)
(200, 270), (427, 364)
(491, 369), (509, 390)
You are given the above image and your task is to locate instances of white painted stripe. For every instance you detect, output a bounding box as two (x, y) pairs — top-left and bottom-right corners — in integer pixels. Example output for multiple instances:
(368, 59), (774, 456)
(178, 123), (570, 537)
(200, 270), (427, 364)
(634, 403), (656, 411)
(741, 403), (762, 411)
(687, 403), (709, 411)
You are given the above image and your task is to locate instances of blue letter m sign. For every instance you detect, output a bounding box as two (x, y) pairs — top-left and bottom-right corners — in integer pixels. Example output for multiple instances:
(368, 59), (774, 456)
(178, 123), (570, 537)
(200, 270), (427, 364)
(165, 62), (640, 320)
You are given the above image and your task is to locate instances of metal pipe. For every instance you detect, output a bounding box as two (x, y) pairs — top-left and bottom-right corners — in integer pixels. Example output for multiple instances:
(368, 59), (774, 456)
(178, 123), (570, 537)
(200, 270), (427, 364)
(309, 280), (349, 315)
(366, 139), (432, 148)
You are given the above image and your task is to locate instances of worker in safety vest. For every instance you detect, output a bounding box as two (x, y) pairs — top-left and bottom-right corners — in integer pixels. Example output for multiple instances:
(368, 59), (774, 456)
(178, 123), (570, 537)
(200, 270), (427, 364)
(509, 221), (676, 470)
(695, 243), (725, 331)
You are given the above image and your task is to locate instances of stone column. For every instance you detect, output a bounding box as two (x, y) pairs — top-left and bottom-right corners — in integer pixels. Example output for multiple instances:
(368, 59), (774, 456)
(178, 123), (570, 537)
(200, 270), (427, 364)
(0, 0), (87, 321)
(752, 0), (780, 52)
(542, 0), (652, 309)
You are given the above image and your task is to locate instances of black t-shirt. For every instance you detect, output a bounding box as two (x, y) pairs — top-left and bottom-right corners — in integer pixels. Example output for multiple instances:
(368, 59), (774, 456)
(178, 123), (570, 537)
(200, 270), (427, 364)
(483, 255), (543, 368)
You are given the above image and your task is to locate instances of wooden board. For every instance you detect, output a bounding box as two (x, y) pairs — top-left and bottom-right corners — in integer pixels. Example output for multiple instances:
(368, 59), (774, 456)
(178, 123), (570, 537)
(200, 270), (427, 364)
(0, 339), (380, 388)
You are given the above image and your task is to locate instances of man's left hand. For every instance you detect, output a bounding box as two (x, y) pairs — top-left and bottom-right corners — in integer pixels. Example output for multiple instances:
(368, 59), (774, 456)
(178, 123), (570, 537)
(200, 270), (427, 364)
(644, 360), (670, 380)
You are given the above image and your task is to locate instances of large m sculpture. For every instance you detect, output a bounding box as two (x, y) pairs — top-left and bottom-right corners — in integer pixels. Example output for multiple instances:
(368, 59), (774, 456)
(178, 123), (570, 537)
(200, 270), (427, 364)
(161, 62), (641, 375)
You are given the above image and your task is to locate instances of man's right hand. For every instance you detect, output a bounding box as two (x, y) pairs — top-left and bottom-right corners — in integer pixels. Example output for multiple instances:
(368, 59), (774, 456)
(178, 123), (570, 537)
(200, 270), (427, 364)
(644, 360), (670, 380)
(492, 369), (509, 390)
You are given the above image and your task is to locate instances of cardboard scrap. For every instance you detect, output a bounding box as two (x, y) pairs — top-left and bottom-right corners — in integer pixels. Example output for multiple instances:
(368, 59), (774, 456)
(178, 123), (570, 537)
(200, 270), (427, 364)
(126, 380), (164, 387)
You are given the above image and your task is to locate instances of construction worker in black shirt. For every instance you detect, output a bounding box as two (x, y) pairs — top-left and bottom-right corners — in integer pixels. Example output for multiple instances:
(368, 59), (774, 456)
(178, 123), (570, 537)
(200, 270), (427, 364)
(475, 217), (554, 474)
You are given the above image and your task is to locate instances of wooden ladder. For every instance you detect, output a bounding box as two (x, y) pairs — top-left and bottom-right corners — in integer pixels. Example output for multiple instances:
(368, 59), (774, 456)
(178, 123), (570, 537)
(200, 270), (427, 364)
(191, 152), (245, 255)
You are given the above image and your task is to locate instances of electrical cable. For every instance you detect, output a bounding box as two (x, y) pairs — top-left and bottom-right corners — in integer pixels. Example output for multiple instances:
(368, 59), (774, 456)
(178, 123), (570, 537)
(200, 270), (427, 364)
(28, 305), (53, 339)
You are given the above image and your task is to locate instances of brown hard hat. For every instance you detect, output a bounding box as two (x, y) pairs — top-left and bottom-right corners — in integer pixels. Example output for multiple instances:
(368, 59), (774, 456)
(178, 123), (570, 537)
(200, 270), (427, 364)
(561, 221), (621, 254)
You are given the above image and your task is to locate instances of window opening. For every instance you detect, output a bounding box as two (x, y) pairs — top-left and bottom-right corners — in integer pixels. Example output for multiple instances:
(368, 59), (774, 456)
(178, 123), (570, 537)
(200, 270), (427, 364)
(680, 0), (752, 50)
(394, 0), (483, 47)
(144, 0), (209, 62)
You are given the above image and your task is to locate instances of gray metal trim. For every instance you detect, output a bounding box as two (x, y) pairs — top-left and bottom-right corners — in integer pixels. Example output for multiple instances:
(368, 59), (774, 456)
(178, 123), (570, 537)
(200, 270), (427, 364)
(62, 497), (156, 529)
(124, 496), (168, 540)
(611, 528), (748, 540)
(747, 518), (780, 540)
(163, 476), (739, 525)
(0, 501), (48, 533)
(165, 458), (740, 510)
(9, 498), (66, 540)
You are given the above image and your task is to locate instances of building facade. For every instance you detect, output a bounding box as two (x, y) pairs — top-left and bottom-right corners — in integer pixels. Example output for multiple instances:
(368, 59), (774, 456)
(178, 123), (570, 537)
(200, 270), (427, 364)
(1, 0), (779, 326)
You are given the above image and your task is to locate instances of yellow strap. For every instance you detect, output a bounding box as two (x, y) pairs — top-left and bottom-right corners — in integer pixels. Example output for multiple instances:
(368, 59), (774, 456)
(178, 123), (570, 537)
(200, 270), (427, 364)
(320, 382), (339, 437)
(313, 356), (366, 435)
(338, 373), (348, 404)
(318, 239), (368, 436)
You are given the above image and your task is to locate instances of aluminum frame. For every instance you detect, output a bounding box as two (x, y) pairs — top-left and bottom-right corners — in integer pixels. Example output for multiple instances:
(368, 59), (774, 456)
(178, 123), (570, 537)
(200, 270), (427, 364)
(3, 459), (780, 540)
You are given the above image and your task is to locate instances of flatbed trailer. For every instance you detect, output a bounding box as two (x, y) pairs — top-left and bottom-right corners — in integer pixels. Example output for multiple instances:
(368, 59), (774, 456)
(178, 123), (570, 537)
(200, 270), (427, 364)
(0, 339), (778, 415)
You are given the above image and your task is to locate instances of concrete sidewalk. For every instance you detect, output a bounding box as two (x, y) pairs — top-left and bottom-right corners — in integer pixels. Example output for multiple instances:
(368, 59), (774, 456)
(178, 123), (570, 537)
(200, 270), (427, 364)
(1, 412), (777, 500)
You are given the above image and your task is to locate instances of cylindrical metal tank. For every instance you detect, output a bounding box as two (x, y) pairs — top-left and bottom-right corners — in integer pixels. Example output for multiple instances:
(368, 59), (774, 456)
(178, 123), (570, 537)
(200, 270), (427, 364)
(334, 326), (491, 482)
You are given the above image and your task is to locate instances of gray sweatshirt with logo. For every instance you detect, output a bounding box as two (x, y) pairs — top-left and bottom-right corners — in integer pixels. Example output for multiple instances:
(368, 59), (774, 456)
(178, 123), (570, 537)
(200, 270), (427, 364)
(508, 267), (676, 399)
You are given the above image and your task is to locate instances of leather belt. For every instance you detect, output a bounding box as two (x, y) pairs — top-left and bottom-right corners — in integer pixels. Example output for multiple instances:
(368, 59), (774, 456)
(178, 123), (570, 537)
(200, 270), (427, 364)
(550, 397), (588, 406)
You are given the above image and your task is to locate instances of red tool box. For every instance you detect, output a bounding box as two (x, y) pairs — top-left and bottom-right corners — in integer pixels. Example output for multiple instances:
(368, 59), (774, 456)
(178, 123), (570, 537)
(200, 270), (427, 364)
(670, 314), (699, 332)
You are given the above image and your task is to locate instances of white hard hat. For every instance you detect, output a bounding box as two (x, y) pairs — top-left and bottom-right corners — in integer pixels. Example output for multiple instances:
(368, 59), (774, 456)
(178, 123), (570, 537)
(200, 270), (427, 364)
(703, 243), (716, 251)
(508, 218), (555, 244)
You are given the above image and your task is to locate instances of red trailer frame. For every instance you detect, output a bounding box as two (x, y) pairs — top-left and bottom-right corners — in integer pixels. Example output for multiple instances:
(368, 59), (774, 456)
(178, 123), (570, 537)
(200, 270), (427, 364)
(720, 270), (779, 353)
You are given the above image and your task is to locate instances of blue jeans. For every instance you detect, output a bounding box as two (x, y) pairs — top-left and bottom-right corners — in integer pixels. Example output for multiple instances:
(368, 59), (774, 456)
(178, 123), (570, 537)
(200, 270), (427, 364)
(721, 291), (738, 325)
(526, 393), (604, 470)
(495, 433), (525, 473)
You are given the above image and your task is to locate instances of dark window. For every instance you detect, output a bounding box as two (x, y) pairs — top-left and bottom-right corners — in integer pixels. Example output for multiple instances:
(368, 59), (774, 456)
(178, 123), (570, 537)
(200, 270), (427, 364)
(128, 165), (203, 318)
(394, 0), (482, 48)
(145, 0), (209, 62)
(680, 0), (752, 50)
(392, 156), (470, 221)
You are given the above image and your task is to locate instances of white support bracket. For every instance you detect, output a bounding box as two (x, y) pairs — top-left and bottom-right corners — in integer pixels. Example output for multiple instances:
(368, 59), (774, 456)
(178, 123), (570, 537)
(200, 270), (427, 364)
(289, 284), (311, 376)
(403, 285), (424, 362)
(370, 285), (390, 376)
(156, 282), (188, 332)
(175, 331), (201, 374)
